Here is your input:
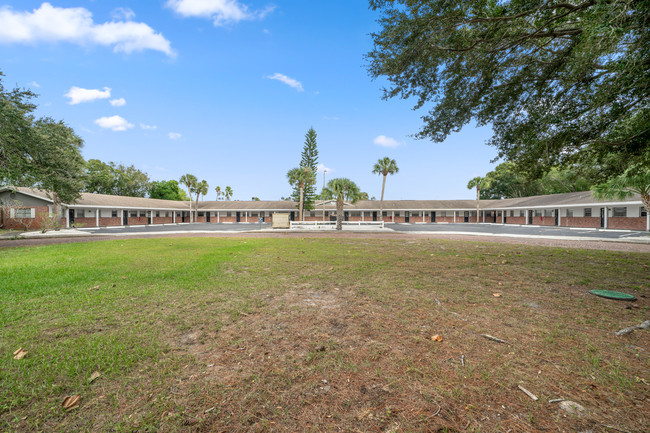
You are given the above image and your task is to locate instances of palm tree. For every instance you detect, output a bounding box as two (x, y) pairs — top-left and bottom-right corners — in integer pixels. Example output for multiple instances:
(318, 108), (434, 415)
(287, 166), (315, 221)
(195, 180), (209, 221)
(215, 186), (222, 201)
(179, 173), (197, 222)
(327, 178), (361, 230)
(224, 186), (233, 200)
(593, 167), (650, 230)
(467, 176), (489, 223)
(372, 157), (399, 221)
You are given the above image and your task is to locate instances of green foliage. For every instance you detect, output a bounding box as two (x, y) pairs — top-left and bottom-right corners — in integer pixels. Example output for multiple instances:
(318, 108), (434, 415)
(149, 180), (187, 201)
(288, 167), (316, 221)
(593, 166), (650, 216)
(251, 197), (261, 201)
(367, 1), (650, 180)
(327, 177), (361, 230)
(224, 186), (233, 200)
(372, 157), (399, 220)
(292, 128), (319, 210)
(84, 159), (150, 197)
(215, 186), (222, 200)
(0, 72), (85, 208)
(477, 163), (594, 199)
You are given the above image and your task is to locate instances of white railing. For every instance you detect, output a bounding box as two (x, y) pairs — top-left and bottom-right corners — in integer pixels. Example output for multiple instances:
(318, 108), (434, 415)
(289, 220), (385, 230)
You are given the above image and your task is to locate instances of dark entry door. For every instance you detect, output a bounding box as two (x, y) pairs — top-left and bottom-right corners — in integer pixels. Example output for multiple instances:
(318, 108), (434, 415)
(600, 208), (605, 228)
(206, 212), (211, 223)
(554, 209), (559, 226)
(464, 211), (469, 223)
(236, 212), (241, 223)
(431, 211), (436, 222)
(147, 211), (152, 224)
(69, 209), (75, 225)
(492, 212), (497, 223)
(528, 210), (533, 224)
(372, 211), (377, 222)
(123, 210), (128, 225)
(330, 215), (336, 222)
(344, 212), (349, 221)
(405, 211), (410, 223)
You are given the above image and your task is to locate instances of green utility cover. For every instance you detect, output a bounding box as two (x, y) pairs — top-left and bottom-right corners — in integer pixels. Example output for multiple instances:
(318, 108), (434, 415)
(589, 289), (637, 301)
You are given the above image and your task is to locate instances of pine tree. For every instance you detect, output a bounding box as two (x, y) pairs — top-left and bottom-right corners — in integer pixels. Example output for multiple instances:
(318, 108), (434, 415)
(292, 127), (319, 210)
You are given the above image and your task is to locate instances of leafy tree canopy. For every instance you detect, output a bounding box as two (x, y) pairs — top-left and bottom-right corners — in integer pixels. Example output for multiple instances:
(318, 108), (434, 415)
(367, 0), (650, 181)
(476, 162), (594, 199)
(1, 71), (85, 206)
(149, 180), (188, 201)
(84, 159), (150, 197)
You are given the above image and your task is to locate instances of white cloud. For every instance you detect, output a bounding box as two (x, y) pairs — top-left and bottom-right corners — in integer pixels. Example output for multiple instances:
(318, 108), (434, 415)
(166, 0), (275, 26)
(65, 86), (111, 104)
(266, 73), (303, 92)
(373, 135), (402, 148)
(140, 123), (157, 130)
(317, 163), (333, 174)
(168, 132), (182, 140)
(0, 3), (174, 56)
(111, 7), (135, 21)
(29, 80), (40, 88)
(95, 115), (134, 131)
(323, 115), (339, 121)
(109, 97), (126, 107)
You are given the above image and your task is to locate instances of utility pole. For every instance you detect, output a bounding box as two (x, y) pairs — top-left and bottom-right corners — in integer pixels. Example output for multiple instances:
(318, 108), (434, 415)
(322, 168), (327, 222)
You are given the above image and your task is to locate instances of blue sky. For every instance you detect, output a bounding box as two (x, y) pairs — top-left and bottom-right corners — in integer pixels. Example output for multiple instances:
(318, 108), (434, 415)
(0, 1), (497, 200)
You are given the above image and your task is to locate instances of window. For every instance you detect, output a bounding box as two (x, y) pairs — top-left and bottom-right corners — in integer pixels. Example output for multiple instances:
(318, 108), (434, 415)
(584, 208), (592, 217)
(76, 209), (84, 218)
(155, 211), (160, 217)
(642, 207), (648, 217)
(382, 211), (387, 217)
(519, 210), (525, 217)
(543, 209), (552, 217)
(566, 209), (573, 217)
(226, 212), (232, 217)
(15, 208), (32, 218)
(165, 212), (170, 217)
(250, 212), (258, 217)
(440, 211), (446, 217)
(130, 211), (137, 217)
(613, 207), (627, 217)
(534, 210), (542, 217)
(510, 210), (514, 217)
(111, 210), (118, 218)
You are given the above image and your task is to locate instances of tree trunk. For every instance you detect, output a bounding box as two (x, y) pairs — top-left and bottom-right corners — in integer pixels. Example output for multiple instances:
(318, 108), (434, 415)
(187, 187), (193, 222)
(336, 197), (343, 230)
(299, 186), (304, 221)
(195, 193), (200, 222)
(379, 174), (387, 221)
(52, 192), (61, 230)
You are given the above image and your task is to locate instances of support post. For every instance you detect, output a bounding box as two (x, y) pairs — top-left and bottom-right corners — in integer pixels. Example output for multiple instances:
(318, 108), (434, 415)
(453, 211), (456, 223)
(96, 208), (99, 227)
(65, 208), (70, 228)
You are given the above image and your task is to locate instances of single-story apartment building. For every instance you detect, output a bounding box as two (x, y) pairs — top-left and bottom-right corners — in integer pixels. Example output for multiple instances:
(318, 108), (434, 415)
(1, 187), (648, 231)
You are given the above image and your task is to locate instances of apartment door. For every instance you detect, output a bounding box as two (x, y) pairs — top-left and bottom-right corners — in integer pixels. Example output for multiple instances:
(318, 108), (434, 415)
(554, 209), (559, 226)
(431, 211), (436, 222)
(236, 212), (241, 223)
(69, 209), (75, 225)
(344, 212), (349, 221)
(122, 210), (128, 225)
(600, 208), (605, 228)
(147, 211), (152, 224)
(405, 211), (410, 223)
(528, 210), (534, 224)
(206, 212), (211, 223)
(464, 211), (469, 223)
(372, 211), (377, 222)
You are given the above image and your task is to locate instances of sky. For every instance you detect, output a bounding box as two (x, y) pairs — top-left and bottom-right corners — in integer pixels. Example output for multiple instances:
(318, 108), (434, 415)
(0, 1), (498, 201)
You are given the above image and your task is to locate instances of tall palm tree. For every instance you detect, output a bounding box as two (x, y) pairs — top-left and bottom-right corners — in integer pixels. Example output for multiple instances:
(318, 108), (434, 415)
(327, 178), (361, 230)
(215, 186), (222, 201)
(179, 173), (197, 222)
(287, 166), (315, 221)
(467, 176), (489, 223)
(195, 180), (209, 221)
(372, 157), (399, 221)
(593, 167), (650, 230)
(224, 186), (233, 201)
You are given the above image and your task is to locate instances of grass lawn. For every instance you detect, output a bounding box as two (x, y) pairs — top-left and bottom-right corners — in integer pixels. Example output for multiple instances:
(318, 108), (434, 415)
(1, 237), (648, 432)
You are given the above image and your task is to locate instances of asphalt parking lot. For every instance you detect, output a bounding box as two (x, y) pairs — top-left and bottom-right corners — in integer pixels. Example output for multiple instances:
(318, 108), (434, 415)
(75, 222), (650, 241)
